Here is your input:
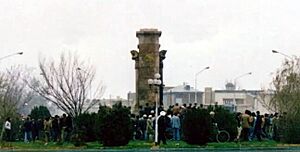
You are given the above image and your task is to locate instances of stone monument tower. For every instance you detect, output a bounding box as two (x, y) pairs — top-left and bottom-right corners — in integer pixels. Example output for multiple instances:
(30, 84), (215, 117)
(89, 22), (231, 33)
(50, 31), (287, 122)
(131, 29), (162, 114)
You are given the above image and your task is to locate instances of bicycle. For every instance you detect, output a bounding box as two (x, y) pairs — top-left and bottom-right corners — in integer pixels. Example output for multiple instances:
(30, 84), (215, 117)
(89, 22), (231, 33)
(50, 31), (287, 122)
(209, 123), (230, 143)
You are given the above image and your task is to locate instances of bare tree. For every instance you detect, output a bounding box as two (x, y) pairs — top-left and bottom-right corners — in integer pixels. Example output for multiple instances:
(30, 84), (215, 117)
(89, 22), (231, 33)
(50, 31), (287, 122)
(0, 66), (34, 119)
(27, 53), (105, 117)
(271, 57), (300, 114)
(0, 66), (35, 141)
(257, 89), (276, 112)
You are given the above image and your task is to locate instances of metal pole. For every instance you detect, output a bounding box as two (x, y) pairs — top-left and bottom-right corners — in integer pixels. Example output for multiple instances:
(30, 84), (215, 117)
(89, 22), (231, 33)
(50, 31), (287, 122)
(233, 72), (252, 112)
(154, 86), (159, 145)
(272, 50), (293, 60)
(194, 66), (209, 104)
(233, 80), (236, 112)
(194, 75), (197, 104)
(0, 52), (23, 61)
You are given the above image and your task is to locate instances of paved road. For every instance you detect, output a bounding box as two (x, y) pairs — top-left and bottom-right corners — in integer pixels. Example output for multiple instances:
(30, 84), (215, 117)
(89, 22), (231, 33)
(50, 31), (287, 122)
(2, 147), (300, 152)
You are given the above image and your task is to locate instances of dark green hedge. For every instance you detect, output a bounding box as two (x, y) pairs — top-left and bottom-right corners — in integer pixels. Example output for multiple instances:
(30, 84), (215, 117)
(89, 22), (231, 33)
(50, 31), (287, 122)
(278, 114), (300, 143)
(182, 108), (211, 145)
(73, 112), (98, 142)
(30, 106), (51, 120)
(98, 103), (133, 146)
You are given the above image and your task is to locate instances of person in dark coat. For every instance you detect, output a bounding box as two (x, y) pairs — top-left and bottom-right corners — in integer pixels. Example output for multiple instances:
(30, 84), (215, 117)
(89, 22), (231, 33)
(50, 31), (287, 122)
(52, 115), (60, 142)
(23, 117), (32, 143)
(254, 111), (263, 141)
(31, 119), (39, 142)
(65, 115), (73, 142)
(157, 111), (167, 145)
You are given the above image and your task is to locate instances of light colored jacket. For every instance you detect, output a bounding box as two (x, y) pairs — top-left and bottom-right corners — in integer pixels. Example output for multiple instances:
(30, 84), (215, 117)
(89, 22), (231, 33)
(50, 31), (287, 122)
(171, 115), (180, 129)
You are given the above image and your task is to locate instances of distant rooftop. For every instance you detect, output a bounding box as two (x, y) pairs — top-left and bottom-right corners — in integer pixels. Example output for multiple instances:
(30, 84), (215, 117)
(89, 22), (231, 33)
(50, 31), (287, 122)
(164, 83), (198, 92)
(140, 28), (158, 31)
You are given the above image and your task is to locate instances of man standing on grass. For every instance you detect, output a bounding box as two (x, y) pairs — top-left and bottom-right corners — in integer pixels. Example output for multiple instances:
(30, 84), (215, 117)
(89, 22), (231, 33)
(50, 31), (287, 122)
(158, 111), (167, 145)
(171, 113), (181, 141)
(254, 111), (263, 141)
(241, 110), (252, 141)
(23, 117), (32, 143)
(44, 117), (52, 145)
(4, 117), (11, 142)
(60, 114), (67, 142)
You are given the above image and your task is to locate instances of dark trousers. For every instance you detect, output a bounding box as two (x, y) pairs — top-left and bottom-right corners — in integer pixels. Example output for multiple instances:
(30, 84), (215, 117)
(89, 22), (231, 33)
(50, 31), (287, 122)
(241, 128), (249, 141)
(5, 129), (11, 141)
(158, 130), (166, 144)
(52, 129), (60, 142)
(254, 128), (262, 141)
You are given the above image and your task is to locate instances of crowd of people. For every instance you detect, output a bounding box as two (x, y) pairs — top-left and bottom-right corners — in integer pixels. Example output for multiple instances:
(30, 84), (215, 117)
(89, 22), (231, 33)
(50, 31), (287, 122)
(236, 110), (280, 142)
(132, 102), (281, 144)
(131, 103), (199, 144)
(2, 102), (282, 145)
(3, 114), (73, 145)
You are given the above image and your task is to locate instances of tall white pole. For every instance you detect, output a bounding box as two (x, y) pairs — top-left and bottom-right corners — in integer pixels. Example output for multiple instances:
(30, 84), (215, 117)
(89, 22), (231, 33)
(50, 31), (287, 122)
(148, 73), (161, 145)
(155, 86), (159, 145)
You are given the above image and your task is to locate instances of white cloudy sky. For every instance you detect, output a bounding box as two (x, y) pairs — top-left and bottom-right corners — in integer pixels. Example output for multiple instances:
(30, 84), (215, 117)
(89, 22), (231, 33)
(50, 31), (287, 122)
(0, 0), (299, 98)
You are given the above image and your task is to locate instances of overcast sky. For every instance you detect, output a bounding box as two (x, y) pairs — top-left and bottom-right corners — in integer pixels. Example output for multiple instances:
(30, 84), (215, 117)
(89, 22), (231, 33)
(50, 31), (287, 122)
(0, 0), (299, 99)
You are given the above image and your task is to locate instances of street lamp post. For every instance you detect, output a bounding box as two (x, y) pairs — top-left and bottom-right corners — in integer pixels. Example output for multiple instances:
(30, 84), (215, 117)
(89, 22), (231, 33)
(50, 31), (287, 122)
(233, 72), (252, 112)
(148, 73), (161, 145)
(0, 51), (23, 61)
(272, 50), (293, 60)
(194, 66), (210, 104)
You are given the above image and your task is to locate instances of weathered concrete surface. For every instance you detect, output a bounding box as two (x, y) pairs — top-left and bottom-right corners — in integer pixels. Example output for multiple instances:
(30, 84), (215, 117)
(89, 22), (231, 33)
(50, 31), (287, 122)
(131, 29), (161, 114)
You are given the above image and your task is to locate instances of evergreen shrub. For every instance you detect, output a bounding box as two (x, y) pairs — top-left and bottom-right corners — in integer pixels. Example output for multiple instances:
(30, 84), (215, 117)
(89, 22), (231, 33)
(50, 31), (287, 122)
(182, 108), (211, 145)
(73, 113), (98, 142)
(99, 103), (132, 146)
(278, 114), (300, 143)
(30, 106), (51, 120)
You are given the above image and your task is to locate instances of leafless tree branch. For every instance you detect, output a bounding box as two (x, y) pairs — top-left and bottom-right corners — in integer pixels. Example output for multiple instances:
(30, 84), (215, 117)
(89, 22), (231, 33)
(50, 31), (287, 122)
(26, 52), (105, 117)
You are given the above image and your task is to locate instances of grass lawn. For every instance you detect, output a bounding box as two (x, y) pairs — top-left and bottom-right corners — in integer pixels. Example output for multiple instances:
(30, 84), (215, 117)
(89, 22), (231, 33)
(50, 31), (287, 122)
(0, 140), (289, 150)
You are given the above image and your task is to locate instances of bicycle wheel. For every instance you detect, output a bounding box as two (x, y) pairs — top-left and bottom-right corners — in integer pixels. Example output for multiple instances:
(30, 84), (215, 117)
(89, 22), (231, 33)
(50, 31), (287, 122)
(216, 130), (230, 143)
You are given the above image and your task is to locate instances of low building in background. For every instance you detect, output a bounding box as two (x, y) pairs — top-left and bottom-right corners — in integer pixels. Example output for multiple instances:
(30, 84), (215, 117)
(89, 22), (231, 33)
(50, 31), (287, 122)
(128, 82), (274, 114)
(162, 83), (203, 109)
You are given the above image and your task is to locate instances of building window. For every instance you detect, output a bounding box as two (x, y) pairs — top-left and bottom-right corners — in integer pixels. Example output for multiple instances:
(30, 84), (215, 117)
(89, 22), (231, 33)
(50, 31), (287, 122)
(223, 99), (233, 105)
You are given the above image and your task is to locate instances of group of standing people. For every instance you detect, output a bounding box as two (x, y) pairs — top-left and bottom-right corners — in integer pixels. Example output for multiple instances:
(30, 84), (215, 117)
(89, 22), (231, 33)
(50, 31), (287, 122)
(133, 103), (199, 145)
(2, 114), (73, 145)
(237, 110), (279, 142)
(42, 114), (73, 145)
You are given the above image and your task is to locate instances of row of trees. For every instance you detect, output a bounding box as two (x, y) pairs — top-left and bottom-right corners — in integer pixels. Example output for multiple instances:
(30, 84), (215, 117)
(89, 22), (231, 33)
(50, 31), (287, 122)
(1, 52), (106, 117)
(1, 52), (105, 141)
(1, 51), (300, 144)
